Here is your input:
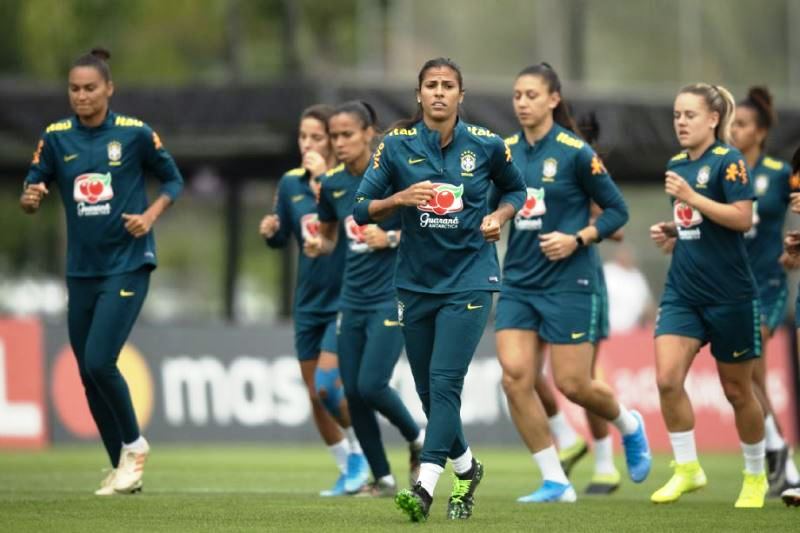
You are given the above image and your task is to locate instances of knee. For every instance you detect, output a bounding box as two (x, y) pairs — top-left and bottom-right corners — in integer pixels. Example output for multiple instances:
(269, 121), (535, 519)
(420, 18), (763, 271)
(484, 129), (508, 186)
(656, 372), (683, 398)
(555, 375), (589, 404)
(83, 357), (113, 383)
(357, 377), (386, 406)
(501, 366), (532, 397)
(720, 379), (749, 408)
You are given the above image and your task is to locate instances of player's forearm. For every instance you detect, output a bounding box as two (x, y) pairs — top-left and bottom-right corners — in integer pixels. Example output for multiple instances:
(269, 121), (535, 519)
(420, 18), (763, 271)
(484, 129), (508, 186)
(690, 195), (752, 232)
(144, 194), (172, 224)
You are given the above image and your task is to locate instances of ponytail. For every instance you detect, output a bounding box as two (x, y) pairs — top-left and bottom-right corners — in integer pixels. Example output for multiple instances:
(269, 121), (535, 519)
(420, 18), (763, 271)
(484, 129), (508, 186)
(679, 83), (735, 145)
(739, 86), (776, 150)
(72, 47), (112, 82)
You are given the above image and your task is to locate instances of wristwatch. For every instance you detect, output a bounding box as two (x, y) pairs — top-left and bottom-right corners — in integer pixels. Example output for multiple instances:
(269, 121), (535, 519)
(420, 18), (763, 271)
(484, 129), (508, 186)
(575, 234), (585, 248)
(386, 230), (400, 248)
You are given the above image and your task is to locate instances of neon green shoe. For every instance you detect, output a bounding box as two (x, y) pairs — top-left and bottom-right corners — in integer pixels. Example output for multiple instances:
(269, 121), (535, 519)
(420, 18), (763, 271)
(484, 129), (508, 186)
(651, 461), (707, 503)
(558, 438), (589, 477)
(734, 471), (768, 508)
(585, 469), (621, 495)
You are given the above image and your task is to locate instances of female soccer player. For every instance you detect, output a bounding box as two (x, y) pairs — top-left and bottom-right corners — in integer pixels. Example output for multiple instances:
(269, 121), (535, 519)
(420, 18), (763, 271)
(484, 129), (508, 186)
(731, 87), (800, 495)
(304, 101), (424, 497)
(495, 63), (648, 504)
(20, 48), (183, 495)
(353, 57), (527, 521)
(259, 104), (367, 496)
(781, 144), (800, 507)
(649, 83), (767, 508)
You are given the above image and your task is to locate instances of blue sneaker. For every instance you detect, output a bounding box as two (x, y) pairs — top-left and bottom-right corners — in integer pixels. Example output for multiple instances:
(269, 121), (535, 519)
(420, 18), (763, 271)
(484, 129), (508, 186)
(517, 480), (577, 503)
(319, 472), (346, 497)
(622, 410), (652, 483)
(344, 453), (369, 494)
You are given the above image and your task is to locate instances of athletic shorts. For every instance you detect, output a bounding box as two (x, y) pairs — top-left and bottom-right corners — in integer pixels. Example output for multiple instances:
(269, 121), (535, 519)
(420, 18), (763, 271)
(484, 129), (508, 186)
(294, 312), (338, 361)
(495, 290), (600, 345)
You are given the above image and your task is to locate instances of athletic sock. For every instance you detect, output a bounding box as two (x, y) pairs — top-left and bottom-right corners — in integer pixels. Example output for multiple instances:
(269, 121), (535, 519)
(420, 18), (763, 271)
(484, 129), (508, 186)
(593, 436), (616, 475)
(669, 430), (698, 465)
(741, 440), (766, 475)
(345, 427), (363, 455)
(328, 439), (350, 474)
(611, 405), (639, 436)
(418, 463), (444, 496)
(532, 446), (569, 485)
(451, 448), (474, 476)
(122, 436), (147, 452)
(548, 412), (580, 450)
(764, 415), (786, 451)
(786, 452), (800, 484)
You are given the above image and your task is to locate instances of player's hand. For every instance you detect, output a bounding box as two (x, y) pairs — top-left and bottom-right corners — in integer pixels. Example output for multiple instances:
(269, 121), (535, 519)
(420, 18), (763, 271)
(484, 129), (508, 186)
(393, 181), (435, 207)
(790, 192), (800, 214)
(302, 151), (327, 180)
(784, 230), (800, 256)
(665, 171), (696, 203)
(122, 212), (154, 238)
(303, 235), (324, 258)
(20, 182), (48, 213)
(539, 231), (578, 261)
(259, 214), (280, 239)
(480, 214), (502, 242)
(650, 222), (677, 253)
(363, 225), (388, 249)
(779, 251), (800, 270)
(309, 176), (322, 202)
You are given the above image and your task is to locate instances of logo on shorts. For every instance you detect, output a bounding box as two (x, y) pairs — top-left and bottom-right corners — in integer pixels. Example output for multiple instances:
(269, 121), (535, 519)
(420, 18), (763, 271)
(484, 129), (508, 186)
(344, 215), (371, 254)
(383, 319), (401, 327)
(515, 187), (546, 230)
(571, 332), (586, 340)
(300, 213), (320, 241)
(732, 348), (750, 358)
(418, 183), (464, 216)
(466, 303), (484, 311)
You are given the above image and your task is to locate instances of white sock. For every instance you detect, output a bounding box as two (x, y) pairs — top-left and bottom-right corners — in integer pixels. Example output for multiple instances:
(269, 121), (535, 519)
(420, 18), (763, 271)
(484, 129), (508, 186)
(786, 451), (800, 484)
(611, 405), (639, 436)
(412, 428), (426, 450)
(764, 415), (786, 451)
(379, 474), (396, 487)
(593, 436), (616, 475)
(532, 446), (569, 485)
(669, 430), (698, 465)
(328, 439), (350, 474)
(741, 440), (765, 475)
(122, 436), (147, 452)
(345, 427), (363, 455)
(451, 448), (474, 475)
(417, 463), (444, 495)
(548, 412), (580, 450)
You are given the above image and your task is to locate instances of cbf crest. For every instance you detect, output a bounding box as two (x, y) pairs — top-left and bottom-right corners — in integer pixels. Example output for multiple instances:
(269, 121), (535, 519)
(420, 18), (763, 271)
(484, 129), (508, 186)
(397, 300), (405, 324)
(460, 150), (476, 175)
(542, 158), (558, 182)
(107, 141), (122, 163)
(696, 165), (710, 188)
(755, 175), (769, 196)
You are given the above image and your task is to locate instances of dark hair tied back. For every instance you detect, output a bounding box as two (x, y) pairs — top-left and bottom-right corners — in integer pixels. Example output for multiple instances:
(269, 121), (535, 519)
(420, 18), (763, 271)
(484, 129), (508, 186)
(740, 86), (775, 131)
(516, 62), (577, 134)
(333, 100), (379, 131)
(73, 47), (112, 82)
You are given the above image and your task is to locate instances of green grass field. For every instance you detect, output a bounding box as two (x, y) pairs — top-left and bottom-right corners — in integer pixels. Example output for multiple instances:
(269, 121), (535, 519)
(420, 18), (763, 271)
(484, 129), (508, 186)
(1, 445), (798, 532)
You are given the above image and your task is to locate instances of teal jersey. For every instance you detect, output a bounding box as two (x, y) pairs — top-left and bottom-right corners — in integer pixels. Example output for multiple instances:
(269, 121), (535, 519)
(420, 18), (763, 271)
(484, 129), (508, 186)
(318, 163), (399, 309)
(499, 125), (628, 293)
(24, 111), (183, 277)
(665, 141), (757, 305)
(266, 168), (345, 316)
(744, 155), (791, 295)
(354, 119), (526, 294)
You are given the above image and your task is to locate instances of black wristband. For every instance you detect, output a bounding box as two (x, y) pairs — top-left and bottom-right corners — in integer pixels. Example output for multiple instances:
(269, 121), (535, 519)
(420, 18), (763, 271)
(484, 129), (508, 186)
(575, 234), (585, 247)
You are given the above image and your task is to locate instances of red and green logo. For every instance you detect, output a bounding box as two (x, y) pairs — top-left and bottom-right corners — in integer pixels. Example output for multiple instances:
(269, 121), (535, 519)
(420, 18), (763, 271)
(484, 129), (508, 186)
(673, 201), (702, 228)
(73, 173), (113, 204)
(418, 183), (464, 216)
(300, 213), (320, 241)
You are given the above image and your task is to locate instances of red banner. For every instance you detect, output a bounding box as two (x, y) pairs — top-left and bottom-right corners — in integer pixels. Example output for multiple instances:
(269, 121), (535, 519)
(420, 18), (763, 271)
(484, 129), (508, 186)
(556, 326), (798, 451)
(0, 318), (47, 448)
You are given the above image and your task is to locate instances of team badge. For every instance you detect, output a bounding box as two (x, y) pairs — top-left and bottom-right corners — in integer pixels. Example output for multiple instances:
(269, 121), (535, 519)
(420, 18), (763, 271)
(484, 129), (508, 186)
(460, 150), (476, 173)
(542, 158), (558, 182)
(696, 166), (710, 188)
(755, 175), (769, 196)
(107, 141), (122, 162)
(397, 300), (405, 323)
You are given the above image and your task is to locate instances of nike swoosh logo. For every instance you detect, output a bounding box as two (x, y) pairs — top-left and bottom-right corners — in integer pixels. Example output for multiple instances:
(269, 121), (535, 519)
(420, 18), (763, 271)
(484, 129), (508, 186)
(466, 304), (484, 311)
(333, 190), (347, 199)
(571, 332), (586, 340)
(64, 154), (79, 162)
(120, 289), (135, 297)
(291, 194), (304, 203)
(383, 319), (401, 327)
(733, 349), (750, 358)
(408, 158), (426, 165)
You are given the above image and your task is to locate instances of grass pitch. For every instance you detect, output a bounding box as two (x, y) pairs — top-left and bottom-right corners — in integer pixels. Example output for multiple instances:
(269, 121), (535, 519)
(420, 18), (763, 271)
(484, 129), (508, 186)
(1, 445), (798, 532)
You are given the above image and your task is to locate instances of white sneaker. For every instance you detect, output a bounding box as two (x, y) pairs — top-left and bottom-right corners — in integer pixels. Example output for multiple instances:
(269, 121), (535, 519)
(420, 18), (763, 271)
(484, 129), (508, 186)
(94, 469), (117, 496)
(113, 437), (150, 493)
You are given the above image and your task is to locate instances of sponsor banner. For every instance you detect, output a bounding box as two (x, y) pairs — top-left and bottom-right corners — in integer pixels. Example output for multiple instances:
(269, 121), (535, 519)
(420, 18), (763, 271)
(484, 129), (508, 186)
(32, 322), (800, 449)
(0, 319), (47, 448)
